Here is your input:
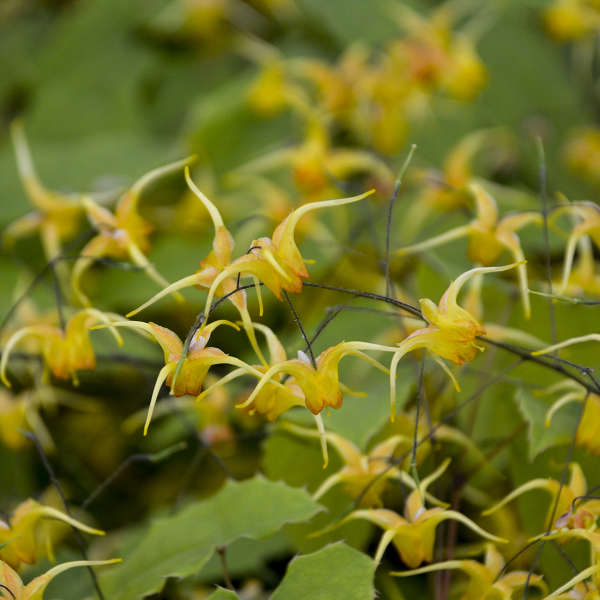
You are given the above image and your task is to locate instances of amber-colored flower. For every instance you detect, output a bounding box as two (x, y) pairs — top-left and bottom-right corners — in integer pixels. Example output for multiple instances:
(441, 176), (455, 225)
(102, 318), (264, 435)
(3, 121), (84, 261)
(392, 543), (546, 600)
(72, 156), (193, 306)
(127, 168), (272, 365)
(543, 0), (600, 41)
(128, 176), (373, 345)
(317, 460), (505, 567)
(551, 202), (600, 295)
(482, 463), (596, 533)
(0, 499), (104, 570)
(0, 558), (119, 600)
(1, 309), (123, 386)
(398, 184), (537, 316)
(387, 263), (523, 420)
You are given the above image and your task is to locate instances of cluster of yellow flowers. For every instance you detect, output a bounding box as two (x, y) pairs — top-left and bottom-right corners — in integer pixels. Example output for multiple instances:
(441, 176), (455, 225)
(5, 49), (600, 599)
(247, 2), (487, 156)
(4, 109), (600, 596)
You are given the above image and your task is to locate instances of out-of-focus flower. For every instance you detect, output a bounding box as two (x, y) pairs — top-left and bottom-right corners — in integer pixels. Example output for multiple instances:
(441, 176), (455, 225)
(316, 460), (505, 567)
(564, 127), (600, 185)
(542, 0), (600, 41)
(537, 379), (600, 455)
(482, 463), (595, 532)
(232, 118), (391, 199)
(282, 423), (413, 506)
(3, 121), (84, 261)
(0, 499), (104, 570)
(72, 156), (194, 306)
(398, 184), (537, 316)
(1, 310), (123, 386)
(551, 202), (600, 294)
(558, 236), (600, 298)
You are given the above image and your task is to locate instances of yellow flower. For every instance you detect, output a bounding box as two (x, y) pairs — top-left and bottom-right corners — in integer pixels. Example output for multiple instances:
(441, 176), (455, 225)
(72, 156), (194, 306)
(551, 202), (600, 294)
(392, 543), (546, 600)
(292, 44), (371, 117)
(564, 127), (600, 185)
(0, 558), (119, 600)
(316, 460), (505, 567)
(440, 35), (487, 102)
(387, 263), (524, 420)
(3, 121), (83, 261)
(198, 335), (391, 467)
(282, 423), (413, 507)
(482, 463), (594, 533)
(558, 236), (600, 297)
(0, 391), (28, 450)
(283, 420), (493, 507)
(231, 118), (391, 199)
(1, 309), (123, 386)
(128, 173), (373, 346)
(126, 168), (271, 365)
(398, 184), (537, 316)
(543, 0), (600, 41)
(102, 318), (264, 435)
(537, 380), (600, 455)
(236, 341), (389, 416)
(389, 2), (487, 101)
(0, 499), (104, 570)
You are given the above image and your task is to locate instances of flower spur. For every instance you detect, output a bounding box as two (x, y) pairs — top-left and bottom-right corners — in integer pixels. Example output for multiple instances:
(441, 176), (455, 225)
(72, 155), (195, 307)
(397, 183), (538, 316)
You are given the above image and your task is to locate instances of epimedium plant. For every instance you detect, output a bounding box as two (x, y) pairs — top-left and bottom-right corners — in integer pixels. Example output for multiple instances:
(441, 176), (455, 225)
(3, 1), (600, 599)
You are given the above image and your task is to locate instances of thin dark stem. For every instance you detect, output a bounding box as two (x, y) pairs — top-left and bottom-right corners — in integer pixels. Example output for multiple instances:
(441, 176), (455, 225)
(82, 443), (187, 509)
(217, 546), (236, 591)
(351, 359), (524, 510)
(479, 337), (600, 395)
(411, 356), (425, 478)
(51, 263), (66, 331)
(0, 584), (16, 599)
(384, 144), (416, 297)
(522, 391), (589, 599)
(302, 281), (423, 318)
(20, 430), (105, 600)
(283, 290), (316, 368)
(536, 137), (557, 349)
(1, 251), (141, 333)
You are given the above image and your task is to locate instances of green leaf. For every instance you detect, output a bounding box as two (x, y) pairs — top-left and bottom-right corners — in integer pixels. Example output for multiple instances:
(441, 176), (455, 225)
(271, 543), (376, 600)
(100, 476), (322, 599)
(515, 388), (581, 460)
